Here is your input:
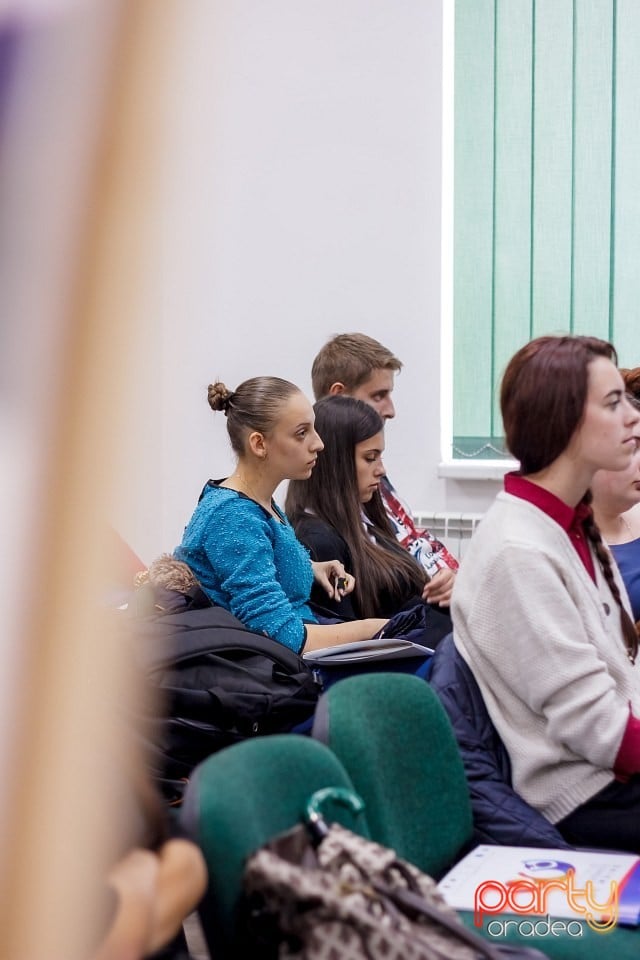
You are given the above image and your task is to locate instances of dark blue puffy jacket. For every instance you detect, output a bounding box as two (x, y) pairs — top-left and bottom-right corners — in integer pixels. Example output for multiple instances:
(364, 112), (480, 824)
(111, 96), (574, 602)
(429, 633), (571, 849)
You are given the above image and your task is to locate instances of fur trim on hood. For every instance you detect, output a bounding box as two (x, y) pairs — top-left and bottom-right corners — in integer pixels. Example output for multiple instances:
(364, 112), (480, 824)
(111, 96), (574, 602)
(134, 553), (200, 594)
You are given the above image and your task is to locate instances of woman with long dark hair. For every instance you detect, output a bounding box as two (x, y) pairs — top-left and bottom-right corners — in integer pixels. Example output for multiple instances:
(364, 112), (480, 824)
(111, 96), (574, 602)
(451, 334), (640, 852)
(285, 396), (451, 643)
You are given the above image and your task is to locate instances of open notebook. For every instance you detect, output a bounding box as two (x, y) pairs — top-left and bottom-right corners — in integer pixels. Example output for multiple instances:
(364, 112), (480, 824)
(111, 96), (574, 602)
(302, 636), (434, 666)
(437, 844), (640, 928)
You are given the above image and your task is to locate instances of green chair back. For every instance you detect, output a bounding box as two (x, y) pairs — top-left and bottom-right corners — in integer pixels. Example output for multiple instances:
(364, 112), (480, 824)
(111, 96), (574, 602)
(179, 733), (369, 958)
(312, 671), (474, 878)
(313, 673), (640, 960)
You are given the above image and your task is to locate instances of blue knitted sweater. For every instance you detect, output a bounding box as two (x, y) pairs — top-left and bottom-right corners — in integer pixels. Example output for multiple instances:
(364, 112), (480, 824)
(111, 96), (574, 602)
(174, 482), (317, 652)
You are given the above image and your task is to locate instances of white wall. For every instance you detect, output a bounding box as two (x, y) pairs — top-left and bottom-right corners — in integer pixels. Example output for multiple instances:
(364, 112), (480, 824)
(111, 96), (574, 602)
(115, 0), (501, 564)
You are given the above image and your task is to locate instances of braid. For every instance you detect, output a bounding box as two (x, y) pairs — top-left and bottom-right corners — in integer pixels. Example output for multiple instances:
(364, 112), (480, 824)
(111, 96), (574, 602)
(582, 491), (638, 665)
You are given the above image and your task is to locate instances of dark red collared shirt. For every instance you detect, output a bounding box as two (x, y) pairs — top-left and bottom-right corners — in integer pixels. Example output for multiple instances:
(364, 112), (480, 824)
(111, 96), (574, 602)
(504, 472), (596, 583)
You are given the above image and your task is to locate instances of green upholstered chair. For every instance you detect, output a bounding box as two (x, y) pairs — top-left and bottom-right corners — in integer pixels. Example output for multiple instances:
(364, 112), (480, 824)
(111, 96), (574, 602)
(178, 733), (369, 959)
(312, 670), (474, 879)
(311, 672), (640, 960)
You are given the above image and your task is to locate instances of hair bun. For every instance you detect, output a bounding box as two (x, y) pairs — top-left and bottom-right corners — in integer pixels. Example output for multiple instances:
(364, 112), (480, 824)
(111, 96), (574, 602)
(207, 381), (235, 413)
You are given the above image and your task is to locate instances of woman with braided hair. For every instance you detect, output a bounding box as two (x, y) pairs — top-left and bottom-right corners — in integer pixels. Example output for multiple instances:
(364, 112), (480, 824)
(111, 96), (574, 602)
(592, 368), (640, 623)
(451, 335), (640, 852)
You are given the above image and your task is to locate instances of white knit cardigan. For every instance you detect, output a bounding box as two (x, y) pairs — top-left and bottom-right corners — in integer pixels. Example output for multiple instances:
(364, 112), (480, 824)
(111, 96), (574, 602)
(451, 491), (640, 824)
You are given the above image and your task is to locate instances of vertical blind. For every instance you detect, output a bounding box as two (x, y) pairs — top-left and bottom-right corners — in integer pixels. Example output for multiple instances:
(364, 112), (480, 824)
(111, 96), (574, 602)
(453, 0), (640, 459)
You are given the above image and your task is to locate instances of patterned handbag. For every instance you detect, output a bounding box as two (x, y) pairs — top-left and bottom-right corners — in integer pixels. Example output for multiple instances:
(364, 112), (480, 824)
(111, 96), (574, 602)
(240, 790), (550, 960)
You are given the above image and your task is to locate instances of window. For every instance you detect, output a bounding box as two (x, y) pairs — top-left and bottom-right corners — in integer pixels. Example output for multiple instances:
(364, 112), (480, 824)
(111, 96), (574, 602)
(451, 0), (640, 461)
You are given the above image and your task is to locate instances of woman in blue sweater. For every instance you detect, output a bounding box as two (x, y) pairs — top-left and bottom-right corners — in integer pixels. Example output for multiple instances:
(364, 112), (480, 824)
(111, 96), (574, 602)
(174, 376), (388, 653)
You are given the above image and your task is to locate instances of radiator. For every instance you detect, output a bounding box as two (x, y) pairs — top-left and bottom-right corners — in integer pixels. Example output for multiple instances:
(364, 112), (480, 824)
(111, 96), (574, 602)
(412, 511), (483, 562)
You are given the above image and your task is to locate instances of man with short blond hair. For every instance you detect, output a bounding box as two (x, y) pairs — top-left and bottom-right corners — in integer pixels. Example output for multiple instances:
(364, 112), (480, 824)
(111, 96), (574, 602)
(311, 333), (402, 420)
(311, 333), (458, 607)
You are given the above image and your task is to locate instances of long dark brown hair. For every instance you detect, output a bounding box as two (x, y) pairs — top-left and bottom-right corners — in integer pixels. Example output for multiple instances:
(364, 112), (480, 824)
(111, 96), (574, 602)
(285, 396), (425, 617)
(501, 334), (637, 664)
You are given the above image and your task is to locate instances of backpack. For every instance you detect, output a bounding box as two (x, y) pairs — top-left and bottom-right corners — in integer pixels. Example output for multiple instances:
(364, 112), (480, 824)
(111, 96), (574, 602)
(130, 591), (322, 805)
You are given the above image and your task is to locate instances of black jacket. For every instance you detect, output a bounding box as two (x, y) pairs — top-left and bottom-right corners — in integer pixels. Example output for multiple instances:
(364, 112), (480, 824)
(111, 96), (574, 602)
(294, 514), (434, 620)
(130, 591), (321, 805)
(293, 516), (360, 619)
(429, 633), (572, 848)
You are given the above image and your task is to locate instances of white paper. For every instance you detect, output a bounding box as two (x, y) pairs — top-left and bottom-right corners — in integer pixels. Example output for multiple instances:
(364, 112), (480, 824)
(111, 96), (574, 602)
(438, 844), (640, 927)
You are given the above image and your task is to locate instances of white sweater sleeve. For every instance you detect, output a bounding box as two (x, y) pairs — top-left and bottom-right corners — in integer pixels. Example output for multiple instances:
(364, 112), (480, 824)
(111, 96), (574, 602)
(454, 540), (629, 769)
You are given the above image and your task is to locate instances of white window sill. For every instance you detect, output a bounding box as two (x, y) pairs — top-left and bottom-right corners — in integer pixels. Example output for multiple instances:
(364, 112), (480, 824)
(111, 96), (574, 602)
(438, 459), (517, 481)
